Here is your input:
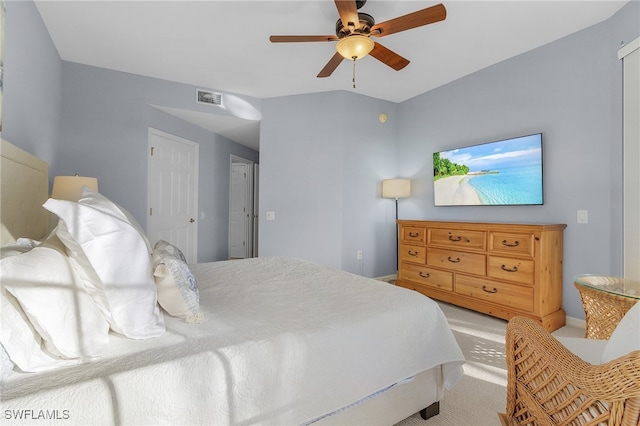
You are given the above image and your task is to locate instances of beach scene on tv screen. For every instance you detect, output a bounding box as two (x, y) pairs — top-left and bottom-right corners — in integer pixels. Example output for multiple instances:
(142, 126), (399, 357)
(433, 134), (543, 206)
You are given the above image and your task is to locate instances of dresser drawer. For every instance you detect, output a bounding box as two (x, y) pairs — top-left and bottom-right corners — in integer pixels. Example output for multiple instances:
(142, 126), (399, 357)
(401, 226), (426, 244)
(427, 248), (486, 275)
(428, 228), (486, 251)
(399, 244), (426, 264)
(488, 256), (534, 285)
(400, 263), (453, 291)
(455, 275), (534, 312)
(489, 232), (534, 257)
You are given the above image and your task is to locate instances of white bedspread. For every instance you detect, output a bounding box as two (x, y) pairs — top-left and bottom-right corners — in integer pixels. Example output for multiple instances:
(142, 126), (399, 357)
(1, 257), (464, 425)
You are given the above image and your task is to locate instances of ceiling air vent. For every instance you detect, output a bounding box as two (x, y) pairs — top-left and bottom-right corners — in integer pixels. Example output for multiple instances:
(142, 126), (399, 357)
(196, 89), (222, 106)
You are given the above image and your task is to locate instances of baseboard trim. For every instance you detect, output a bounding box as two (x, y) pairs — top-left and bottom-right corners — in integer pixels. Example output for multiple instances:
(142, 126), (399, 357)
(565, 315), (586, 330)
(375, 274), (397, 284)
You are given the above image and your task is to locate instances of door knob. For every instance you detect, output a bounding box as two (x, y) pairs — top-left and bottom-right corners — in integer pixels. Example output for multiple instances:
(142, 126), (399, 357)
(189, 218), (195, 223)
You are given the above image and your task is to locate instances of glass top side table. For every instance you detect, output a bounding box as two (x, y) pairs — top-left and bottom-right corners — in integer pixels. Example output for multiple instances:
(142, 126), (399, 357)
(574, 275), (640, 339)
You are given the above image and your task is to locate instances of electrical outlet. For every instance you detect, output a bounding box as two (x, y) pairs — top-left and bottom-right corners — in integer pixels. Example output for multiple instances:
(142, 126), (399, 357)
(357, 250), (363, 260)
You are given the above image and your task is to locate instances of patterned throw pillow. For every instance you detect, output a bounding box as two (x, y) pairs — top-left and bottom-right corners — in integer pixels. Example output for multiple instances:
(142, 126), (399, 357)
(152, 240), (203, 323)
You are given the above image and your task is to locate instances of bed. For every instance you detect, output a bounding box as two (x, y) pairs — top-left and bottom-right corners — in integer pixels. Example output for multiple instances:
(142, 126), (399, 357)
(0, 139), (465, 425)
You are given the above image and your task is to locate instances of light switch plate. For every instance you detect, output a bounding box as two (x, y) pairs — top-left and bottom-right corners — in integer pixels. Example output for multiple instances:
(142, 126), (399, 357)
(577, 210), (588, 224)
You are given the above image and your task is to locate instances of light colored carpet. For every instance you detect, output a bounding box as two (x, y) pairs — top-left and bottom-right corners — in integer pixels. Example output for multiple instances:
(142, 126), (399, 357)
(394, 301), (584, 426)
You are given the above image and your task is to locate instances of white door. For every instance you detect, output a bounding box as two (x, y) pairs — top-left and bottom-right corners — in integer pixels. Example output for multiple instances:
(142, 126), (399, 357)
(147, 128), (199, 263)
(229, 156), (256, 259)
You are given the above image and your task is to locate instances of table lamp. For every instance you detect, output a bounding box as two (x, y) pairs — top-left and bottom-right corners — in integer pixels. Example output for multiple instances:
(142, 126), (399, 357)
(51, 175), (99, 201)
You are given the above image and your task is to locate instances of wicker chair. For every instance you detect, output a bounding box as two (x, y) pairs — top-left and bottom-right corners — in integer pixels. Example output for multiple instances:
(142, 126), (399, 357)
(499, 316), (640, 426)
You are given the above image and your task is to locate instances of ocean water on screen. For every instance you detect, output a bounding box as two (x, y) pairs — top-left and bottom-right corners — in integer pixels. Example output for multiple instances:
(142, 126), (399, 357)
(468, 165), (543, 205)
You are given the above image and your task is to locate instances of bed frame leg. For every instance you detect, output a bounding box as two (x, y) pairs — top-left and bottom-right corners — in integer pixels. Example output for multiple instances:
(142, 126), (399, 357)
(420, 401), (440, 420)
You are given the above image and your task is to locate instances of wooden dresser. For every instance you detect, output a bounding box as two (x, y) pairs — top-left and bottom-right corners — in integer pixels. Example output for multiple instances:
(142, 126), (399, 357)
(396, 220), (567, 331)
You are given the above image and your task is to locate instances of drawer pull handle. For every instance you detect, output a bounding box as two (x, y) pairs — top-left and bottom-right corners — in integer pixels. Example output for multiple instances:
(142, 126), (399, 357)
(409, 232), (420, 237)
(419, 272), (430, 279)
(502, 240), (520, 247)
(408, 250), (419, 257)
(501, 264), (518, 273)
(448, 235), (462, 242)
(447, 256), (461, 263)
(482, 285), (498, 294)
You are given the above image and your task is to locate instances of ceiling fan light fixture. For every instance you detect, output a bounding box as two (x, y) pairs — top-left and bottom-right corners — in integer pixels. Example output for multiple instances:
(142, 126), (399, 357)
(336, 35), (374, 60)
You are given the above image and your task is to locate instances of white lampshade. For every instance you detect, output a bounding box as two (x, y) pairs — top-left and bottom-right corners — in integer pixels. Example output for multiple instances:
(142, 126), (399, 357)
(336, 35), (374, 60)
(51, 175), (99, 201)
(382, 179), (411, 199)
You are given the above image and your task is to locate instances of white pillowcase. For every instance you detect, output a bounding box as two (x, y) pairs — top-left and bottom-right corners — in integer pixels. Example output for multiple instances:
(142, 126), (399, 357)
(44, 197), (165, 339)
(0, 238), (62, 376)
(601, 301), (640, 363)
(0, 285), (80, 373)
(1, 234), (110, 359)
(79, 186), (153, 255)
(152, 240), (203, 323)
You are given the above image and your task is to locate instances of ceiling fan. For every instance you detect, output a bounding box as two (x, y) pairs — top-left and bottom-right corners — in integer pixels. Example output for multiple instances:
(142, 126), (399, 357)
(269, 0), (447, 78)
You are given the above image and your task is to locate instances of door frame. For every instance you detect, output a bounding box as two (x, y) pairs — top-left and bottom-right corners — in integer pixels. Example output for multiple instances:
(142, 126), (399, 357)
(619, 38), (640, 279)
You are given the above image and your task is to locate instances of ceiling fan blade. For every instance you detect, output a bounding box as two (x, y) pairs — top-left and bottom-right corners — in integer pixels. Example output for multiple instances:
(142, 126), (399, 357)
(270, 35), (339, 43)
(371, 3), (446, 38)
(317, 52), (344, 78)
(369, 42), (410, 71)
(334, 0), (360, 31)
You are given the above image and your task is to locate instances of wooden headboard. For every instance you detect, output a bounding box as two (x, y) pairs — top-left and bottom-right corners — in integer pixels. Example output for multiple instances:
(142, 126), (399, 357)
(0, 139), (50, 246)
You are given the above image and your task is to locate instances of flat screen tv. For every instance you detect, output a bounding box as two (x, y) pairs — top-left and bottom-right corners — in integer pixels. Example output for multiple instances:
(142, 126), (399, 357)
(433, 133), (543, 206)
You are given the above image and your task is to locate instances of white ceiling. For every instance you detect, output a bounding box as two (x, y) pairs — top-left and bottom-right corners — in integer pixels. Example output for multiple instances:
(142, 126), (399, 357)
(34, 0), (628, 150)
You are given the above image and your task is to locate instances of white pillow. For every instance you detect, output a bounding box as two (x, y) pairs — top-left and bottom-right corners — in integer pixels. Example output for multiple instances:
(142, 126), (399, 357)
(152, 240), (203, 323)
(1, 234), (110, 359)
(557, 337), (607, 365)
(43, 198), (165, 339)
(0, 287), (80, 373)
(79, 186), (153, 255)
(601, 301), (640, 363)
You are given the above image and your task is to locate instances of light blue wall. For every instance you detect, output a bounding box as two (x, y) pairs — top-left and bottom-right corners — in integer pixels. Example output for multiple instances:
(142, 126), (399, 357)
(2, 0), (61, 164)
(4, 0), (638, 319)
(59, 62), (259, 263)
(259, 91), (399, 276)
(396, 1), (639, 319)
(3, 1), (259, 263)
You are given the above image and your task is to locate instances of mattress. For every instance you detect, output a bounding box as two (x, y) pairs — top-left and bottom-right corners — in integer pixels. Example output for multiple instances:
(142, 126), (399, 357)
(1, 257), (464, 425)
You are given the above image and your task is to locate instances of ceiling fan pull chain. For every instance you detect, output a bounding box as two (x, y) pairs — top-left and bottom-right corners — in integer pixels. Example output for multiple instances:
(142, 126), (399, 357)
(352, 57), (357, 88)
